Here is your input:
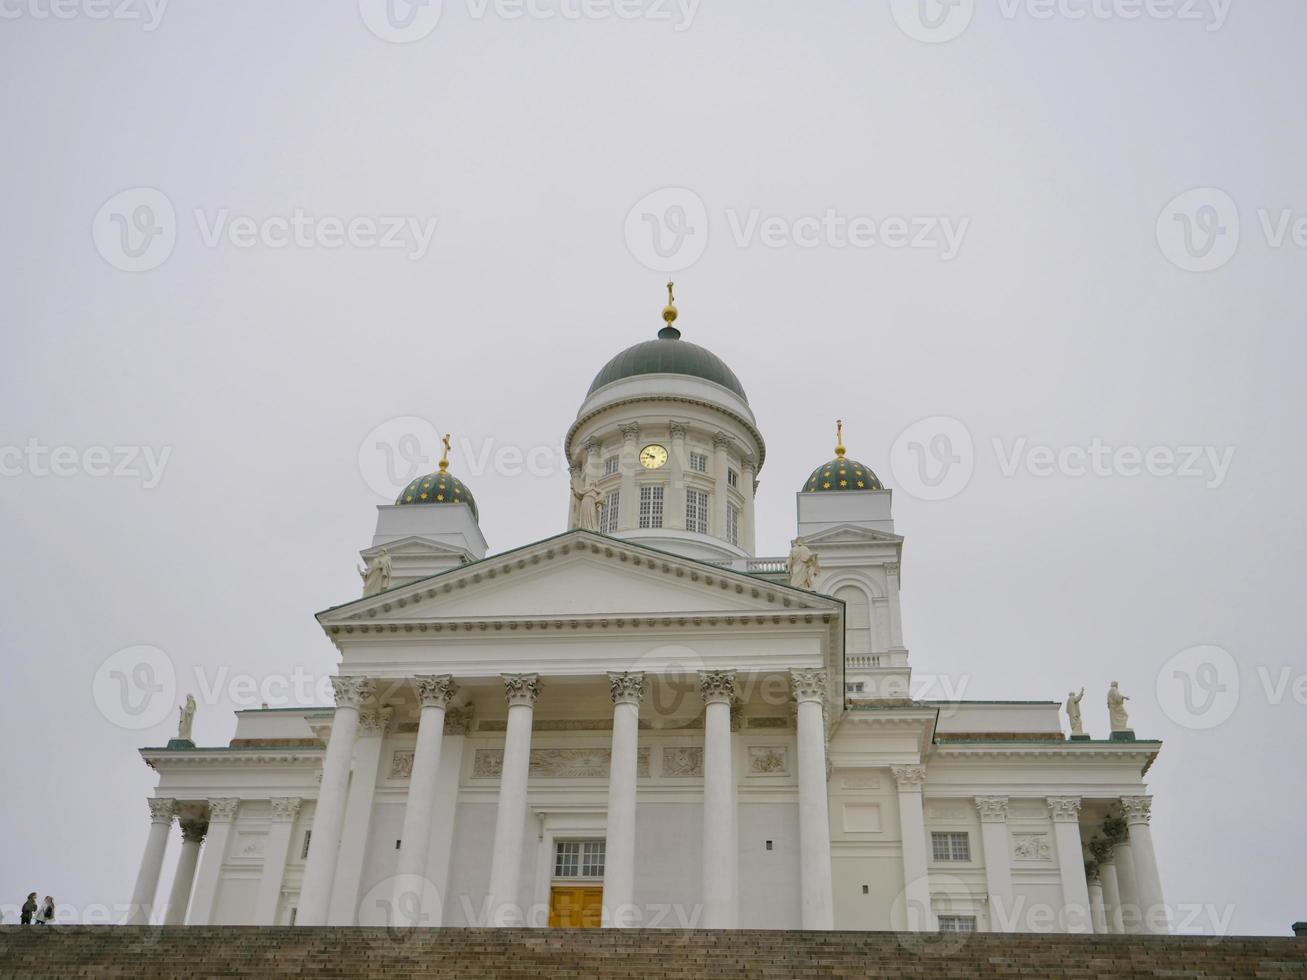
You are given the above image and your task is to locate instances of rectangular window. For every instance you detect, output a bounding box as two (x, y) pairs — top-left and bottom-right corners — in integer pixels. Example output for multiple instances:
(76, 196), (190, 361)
(300, 831), (312, 860)
(689, 452), (708, 473)
(938, 915), (977, 933)
(554, 839), (605, 879)
(726, 502), (740, 546)
(601, 490), (620, 535)
(604, 455), (619, 476)
(686, 488), (708, 534)
(931, 831), (971, 862)
(845, 681), (865, 694)
(728, 467), (739, 489)
(638, 485), (663, 528)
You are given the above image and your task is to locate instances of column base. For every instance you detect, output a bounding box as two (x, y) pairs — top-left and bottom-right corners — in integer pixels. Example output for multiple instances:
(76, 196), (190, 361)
(1109, 730), (1136, 741)
(1069, 733), (1092, 741)
(166, 738), (196, 749)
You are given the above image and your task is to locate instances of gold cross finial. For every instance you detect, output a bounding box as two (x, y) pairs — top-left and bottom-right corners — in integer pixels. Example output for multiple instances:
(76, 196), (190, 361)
(663, 280), (678, 325)
(438, 433), (451, 473)
(835, 419), (846, 458)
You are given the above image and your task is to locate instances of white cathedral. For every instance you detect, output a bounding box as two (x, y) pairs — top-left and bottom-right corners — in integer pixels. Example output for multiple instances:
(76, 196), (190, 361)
(128, 289), (1169, 936)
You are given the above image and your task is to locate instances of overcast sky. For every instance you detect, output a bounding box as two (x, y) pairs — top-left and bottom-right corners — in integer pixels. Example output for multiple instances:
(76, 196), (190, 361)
(2, 0), (1304, 936)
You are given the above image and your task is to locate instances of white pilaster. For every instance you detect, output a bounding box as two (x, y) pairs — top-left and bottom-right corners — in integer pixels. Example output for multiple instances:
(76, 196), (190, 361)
(255, 798), (302, 925)
(618, 423), (639, 530)
(329, 706), (392, 924)
(668, 423), (687, 530)
(127, 798), (176, 924)
(792, 669), (834, 930)
(1114, 838), (1142, 934)
(187, 798), (239, 925)
(486, 672), (541, 926)
(602, 671), (644, 927)
(975, 797), (1014, 931)
(711, 432), (730, 539)
(891, 765), (932, 931)
(885, 564), (905, 650)
(1122, 796), (1168, 934)
(1098, 854), (1124, 933)
(699, 669), (738, 928)
(741, 455), (757, 555)
(392, 675), (457, 926)
(163, 818), (207, 925)
(1047, 797), (1091, 933)
(297, 676), (374, 926)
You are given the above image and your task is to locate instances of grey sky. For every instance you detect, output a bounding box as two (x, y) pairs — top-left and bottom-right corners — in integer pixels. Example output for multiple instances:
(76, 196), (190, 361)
(1, 0), (1303, 935)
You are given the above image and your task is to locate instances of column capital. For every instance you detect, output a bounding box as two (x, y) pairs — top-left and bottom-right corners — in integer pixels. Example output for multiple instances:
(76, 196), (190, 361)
(147, 798), (178, 825)
(1088, 838), (1115, 865)
(502, 672), (542, 707)
(608, 671), (646, 706)
(891, 764), (927, 790)
(711, 431), (731, 451)
(583, 437), (602, 455)
(619, 422), (640, 442)
(358, 706), (393, 736)
(669, 421), (689, 440)
(444, 705), (475, 734)
(885, 563), (901, 578)
(1120, 796), (1152, 826)
(698, 669), (738, 705)
(179, 819), (209, 844)
(331, 676), (376, 709)
(974, 796), (1009, 823)
(1046, 796), (1083, 823)
(414, 674), (458, 709)
(741, 453), (757, 474)
(270, 798), (302, 823)
(208, 798), (241, 823)
(789, 668), (827, 704)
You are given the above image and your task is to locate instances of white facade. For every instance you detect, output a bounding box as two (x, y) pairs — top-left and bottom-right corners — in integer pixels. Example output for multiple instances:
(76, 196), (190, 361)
(130, 314), (1168, 935)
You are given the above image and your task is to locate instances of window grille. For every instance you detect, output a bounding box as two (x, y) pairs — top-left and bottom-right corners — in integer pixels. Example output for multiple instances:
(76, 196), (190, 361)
(931, 831), (971, 862)
(638, 485), (663, 528)
(686, 488), (709, 534)
(601, 490), (620, 534)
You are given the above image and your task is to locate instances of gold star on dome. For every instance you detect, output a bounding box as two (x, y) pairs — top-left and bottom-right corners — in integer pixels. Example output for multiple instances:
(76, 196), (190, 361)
(839, 479), (848, 487)
(420, 492), (429, 500)
(856, 480), (865, 488)
(822, 481), (831, 489)
(436, 494), (445, 502)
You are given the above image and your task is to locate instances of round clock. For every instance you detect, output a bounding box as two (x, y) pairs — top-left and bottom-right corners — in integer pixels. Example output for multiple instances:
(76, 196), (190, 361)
(639, 444), (669, 469)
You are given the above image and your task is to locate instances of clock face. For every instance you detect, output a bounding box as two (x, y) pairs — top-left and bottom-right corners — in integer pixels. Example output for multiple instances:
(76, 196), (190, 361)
(639, 444), (669, 469)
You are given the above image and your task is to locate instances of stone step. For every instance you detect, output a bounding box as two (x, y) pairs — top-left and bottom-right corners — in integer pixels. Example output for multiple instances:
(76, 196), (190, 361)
(0, 927), (1304, 979)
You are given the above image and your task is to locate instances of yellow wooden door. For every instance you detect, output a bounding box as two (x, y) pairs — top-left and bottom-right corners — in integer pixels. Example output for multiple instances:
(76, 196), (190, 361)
(548, 886), (604, 928)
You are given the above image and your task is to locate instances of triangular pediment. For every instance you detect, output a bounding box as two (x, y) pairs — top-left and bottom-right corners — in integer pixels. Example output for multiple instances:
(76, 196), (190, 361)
(319, 531), (840, 625)
(802, 523), (903, 546)
(361, 536), (473, 561)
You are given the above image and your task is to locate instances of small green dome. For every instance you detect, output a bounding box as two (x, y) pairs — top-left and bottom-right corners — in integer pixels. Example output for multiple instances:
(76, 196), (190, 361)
(396, 469), (478, 519)
(587, 325), (749, 402)
(802, 456), (883, 493)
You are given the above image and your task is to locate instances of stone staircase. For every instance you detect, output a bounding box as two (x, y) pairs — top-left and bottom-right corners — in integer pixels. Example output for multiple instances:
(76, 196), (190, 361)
(1, 927), (1304, 979)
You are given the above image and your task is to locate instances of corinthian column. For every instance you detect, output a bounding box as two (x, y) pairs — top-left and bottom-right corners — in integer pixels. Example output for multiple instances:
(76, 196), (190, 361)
(486, 673), (541, 926)
(891, 765), (931, 931)
(1122, 796), (1168, 934)
(791, 669), (834, 929)
(298, 676), (374, 925)
(975, 797), (1014, 931)
(393, 675), (458, 926)
(187, 798), (240, 924)
(699, 669), (737, 928)
(255, 798), (302, 924)
(127, 798), (176, 924)
(164, 818), (208, 925)
(1047, 797), (1091, 933)
(602, 671), (644, 927)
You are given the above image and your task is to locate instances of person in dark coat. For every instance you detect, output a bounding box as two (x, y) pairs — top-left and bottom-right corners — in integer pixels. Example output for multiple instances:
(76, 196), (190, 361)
(20, 893), (37, 925)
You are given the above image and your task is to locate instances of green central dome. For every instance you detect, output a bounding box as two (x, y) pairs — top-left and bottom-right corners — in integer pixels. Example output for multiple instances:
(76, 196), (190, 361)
(587, 324), (749, 402)
(802, 423), (883, 493)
